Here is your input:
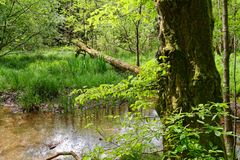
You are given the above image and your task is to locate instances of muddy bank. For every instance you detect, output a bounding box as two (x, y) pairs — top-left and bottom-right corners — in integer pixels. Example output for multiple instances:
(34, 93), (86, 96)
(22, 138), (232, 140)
(0, 91), (128, 114)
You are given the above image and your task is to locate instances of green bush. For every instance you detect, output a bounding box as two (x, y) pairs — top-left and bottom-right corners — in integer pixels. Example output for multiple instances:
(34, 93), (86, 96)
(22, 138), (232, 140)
(19, 92), (41, 112)
(28, 76), (60, 101)
(19, 75), (60, 111)
(76, 60), (227, 159)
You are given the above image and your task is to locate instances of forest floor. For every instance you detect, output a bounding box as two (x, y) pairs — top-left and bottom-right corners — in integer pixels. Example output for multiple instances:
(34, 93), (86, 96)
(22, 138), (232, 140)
(0, 47), (126, 112)
(0, 47), (239, 113)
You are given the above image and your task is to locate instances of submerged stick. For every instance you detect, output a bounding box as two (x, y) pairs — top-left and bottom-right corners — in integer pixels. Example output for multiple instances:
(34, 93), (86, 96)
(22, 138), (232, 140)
(46, 151), (80, 160)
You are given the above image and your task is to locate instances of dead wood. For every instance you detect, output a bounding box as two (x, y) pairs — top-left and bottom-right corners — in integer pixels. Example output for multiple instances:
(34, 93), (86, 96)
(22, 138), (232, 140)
(46, 151), (80, 160)
(73, 40), (140, 74)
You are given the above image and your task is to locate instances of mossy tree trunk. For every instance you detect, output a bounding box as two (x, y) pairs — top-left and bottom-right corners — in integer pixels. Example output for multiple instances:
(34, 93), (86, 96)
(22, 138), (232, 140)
(155, 0), (224, 155)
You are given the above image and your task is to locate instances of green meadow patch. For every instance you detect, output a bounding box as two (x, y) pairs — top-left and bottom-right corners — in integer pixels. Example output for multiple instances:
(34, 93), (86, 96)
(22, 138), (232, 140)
(0, 47), (126, 111)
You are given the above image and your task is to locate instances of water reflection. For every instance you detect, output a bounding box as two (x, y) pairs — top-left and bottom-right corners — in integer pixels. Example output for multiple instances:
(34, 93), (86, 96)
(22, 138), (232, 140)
(0, 106), (126, 160)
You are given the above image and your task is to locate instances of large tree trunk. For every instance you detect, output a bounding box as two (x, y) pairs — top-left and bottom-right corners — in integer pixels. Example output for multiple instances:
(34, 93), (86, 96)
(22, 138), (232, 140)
(155, 0), (223, 154)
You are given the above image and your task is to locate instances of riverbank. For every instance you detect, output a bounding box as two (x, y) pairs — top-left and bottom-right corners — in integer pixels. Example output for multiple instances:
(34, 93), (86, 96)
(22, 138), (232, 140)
(0, 47), (126, 112)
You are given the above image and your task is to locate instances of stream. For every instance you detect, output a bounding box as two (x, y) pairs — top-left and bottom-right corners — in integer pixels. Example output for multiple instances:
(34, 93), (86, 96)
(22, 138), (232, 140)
(1, 105), (240, 160)
(0, 106), (129, 160)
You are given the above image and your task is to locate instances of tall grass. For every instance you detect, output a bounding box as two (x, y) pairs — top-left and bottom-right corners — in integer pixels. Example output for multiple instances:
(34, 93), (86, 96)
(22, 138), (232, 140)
(105, 49), (154, 66)
(0, 47), (126, 111)
(0, 47), (238, 111)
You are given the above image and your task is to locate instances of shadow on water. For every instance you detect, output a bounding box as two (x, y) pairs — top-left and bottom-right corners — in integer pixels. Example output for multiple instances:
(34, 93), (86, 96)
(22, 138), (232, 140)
(0, 105), (129, 160)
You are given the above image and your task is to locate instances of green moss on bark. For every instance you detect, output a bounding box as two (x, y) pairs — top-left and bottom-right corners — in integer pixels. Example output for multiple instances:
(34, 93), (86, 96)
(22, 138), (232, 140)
(155, 0), (223, 155)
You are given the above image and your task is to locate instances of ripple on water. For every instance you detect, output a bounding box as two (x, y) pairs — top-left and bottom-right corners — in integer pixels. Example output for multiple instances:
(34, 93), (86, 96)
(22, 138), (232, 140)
(0, 106), (121, 160)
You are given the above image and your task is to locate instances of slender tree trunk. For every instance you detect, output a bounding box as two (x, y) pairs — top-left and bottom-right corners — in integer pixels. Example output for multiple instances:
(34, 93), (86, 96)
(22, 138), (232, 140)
(222, 0), (230, 104)
(155, 0), (223, 154)
(135, 4), (142, 67)
(233, 0), (237, 158)
(218, 0), (223, 53)
(136, 23), (140, 67)
(233, 30), (237, 160)
(222, 0), (234, 158)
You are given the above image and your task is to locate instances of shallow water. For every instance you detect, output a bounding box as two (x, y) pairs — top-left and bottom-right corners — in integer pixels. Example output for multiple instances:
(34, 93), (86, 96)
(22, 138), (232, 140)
(0, 106), (127, 160)
(3, 105), (236, 159)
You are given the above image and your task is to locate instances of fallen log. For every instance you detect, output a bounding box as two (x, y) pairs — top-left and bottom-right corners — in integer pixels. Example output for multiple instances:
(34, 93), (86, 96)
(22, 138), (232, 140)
(73, 40), (140, 74)
(46, 151), (80, 160)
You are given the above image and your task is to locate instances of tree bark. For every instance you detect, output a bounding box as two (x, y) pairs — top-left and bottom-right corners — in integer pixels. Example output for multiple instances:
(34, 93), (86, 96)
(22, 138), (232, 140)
(73, 40), (140, 74)
(233, 1), (238, 158)
(135, 4), (142, 67)
(222, 0), (234, 158)
(155, 0), (223, 155)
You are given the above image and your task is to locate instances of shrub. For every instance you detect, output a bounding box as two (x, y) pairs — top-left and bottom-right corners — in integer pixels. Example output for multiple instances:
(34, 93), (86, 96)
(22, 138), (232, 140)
(75, 59), (227, 159)
(28, 76), (60, 101)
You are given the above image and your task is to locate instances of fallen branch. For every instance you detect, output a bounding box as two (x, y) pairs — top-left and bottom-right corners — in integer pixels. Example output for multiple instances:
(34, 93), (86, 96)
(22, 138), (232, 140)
(73, 40), (140, 74)
(46, 151), (80, 160)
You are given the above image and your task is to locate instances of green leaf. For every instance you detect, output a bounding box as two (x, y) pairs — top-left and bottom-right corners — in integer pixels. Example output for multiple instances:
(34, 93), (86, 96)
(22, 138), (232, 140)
(214, 130), (221, 137)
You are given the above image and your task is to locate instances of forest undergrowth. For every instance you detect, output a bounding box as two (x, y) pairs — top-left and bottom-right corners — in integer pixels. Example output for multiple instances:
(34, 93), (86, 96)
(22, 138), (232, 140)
(0, 47), (126, 112)
(0, 47), (239, 112)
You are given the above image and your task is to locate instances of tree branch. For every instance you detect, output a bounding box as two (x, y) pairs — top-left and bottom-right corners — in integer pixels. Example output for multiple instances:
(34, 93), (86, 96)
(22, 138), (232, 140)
(46, 151), (80, 160)
(73, 40), (140, 74)
(0, 31), (42, 57)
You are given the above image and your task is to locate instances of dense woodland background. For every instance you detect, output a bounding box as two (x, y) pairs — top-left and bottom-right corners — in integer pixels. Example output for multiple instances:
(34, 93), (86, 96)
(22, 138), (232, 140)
(0, 0), (240, 159)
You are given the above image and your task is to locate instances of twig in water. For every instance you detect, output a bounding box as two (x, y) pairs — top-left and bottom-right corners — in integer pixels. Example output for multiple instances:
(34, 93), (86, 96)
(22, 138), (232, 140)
(46, 151), (80, 160)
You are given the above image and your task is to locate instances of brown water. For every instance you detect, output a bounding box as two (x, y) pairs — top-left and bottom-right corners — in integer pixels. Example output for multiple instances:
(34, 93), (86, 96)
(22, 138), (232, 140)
(3, 105), (235, 160)
(0, 106), (127, 160)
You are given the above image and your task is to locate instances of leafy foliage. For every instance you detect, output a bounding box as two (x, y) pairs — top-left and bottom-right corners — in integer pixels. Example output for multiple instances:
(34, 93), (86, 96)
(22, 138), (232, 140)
(74, 58), (227, 159)
(60, 0), (158, 55)
(0, 0), (60, 54)
(74, 59), (166, 110)
(81, 104), (227, 159)
(162, 103), (227, 160)
(212, 0), (240, 53)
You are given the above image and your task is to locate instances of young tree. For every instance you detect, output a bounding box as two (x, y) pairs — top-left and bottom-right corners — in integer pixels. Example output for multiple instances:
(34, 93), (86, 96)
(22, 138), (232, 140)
(64, 0), (157, 66)
(155, 0), (224, 152)
(59, 0), (101, 46)
(222, 0), (234, 158)
(0, 0), (59, 56)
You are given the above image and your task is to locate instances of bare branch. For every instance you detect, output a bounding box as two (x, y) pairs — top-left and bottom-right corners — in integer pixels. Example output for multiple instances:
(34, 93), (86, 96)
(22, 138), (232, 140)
(46, 151), (80, 160)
